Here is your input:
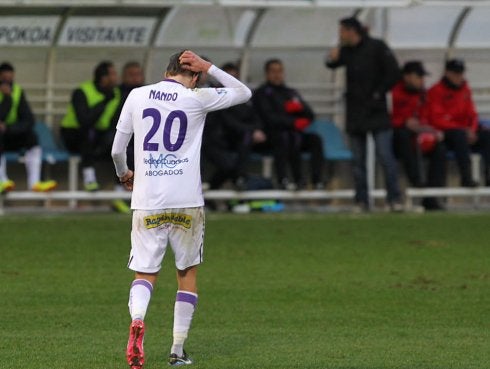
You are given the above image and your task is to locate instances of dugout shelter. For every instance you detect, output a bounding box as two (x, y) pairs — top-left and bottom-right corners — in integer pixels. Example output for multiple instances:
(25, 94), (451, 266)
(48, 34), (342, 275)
(2, 0), (490, 210)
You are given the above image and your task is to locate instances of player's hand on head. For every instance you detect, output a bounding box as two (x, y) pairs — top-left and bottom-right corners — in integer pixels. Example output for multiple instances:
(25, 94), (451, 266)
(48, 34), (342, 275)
(120, 170), (134, 191)
(179, 50), (212, 73)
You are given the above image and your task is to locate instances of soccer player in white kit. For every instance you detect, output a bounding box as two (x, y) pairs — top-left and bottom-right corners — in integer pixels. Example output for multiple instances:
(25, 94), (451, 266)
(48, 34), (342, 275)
(111, 50), (251, 368)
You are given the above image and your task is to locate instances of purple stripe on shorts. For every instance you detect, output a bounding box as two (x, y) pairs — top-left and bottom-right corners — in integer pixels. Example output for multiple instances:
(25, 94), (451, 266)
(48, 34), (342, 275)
(132, 279), (153, 293)
(176, 291), (198, 306)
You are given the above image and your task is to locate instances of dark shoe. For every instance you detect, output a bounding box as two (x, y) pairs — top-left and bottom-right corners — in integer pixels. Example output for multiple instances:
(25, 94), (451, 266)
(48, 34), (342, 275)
(313, 182), (325, 190)
(279, 178), (297, 191)
(295, 181), (307, 191)
(168, 350), (193, 366)
(422, 198), (445, 211)
(234, 176), (247, 191)
(353, 202), (370, 213)
(462, 179), (478, 188)
(389, 201), (405, 213)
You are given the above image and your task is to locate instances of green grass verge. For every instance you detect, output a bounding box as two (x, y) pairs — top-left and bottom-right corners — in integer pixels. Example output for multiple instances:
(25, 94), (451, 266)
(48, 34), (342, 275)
(0, 212), (489, 369)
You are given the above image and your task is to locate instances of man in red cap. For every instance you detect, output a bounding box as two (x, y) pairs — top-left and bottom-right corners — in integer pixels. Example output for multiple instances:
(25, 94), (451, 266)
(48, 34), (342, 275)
(427, 59), (490, 187)
(391, 60), (446, 210)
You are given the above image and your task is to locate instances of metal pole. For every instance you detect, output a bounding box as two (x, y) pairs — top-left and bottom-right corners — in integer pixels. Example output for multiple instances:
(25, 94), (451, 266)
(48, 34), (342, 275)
(367, 134), (376, 208)
(142, 9), (168, 80)
(45, 7), (72, 127)
(446, 6), (471, 60)
(239, 8), (266, 83)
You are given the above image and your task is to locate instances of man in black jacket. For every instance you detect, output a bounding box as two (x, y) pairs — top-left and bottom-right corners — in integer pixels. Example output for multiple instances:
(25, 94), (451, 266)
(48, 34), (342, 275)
(326, 17), (402, 211)
(203, 63), (266, 190)
(253, 59), (324, 190)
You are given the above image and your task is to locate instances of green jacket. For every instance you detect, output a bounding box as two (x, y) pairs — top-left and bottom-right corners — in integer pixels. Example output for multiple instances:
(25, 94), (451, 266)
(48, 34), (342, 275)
(61, 81), (120, 130)
(0, 83), (22, 125)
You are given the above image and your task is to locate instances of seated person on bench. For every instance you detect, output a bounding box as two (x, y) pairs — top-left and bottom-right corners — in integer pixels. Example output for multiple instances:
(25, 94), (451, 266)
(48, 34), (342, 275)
(0, 62), (57, 193)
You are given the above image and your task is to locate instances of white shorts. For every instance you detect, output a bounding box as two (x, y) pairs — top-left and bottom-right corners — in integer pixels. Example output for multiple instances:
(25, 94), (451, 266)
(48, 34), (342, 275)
(128, 207), (205, 273)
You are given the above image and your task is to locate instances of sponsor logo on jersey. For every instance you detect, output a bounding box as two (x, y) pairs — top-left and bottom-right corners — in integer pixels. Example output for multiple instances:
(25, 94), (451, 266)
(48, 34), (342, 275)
(145, 169), (183, 176)
(144, 153), (189, 169)
(215, 88), (227, 95)
(149, 90), (178, 101)
(144, 212), (192, 229)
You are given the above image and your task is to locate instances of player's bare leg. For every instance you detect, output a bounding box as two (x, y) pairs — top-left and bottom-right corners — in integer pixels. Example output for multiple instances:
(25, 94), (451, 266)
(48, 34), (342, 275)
(169, 266), (198, 366)
(176, 266), (197, 293)
(127, 272), (158, 369)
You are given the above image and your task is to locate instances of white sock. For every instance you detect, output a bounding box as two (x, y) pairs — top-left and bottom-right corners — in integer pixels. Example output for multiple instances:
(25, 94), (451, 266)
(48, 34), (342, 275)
(82, 166), (97, 185)
(24, 146), (42, 188)
(172, 290), (198, 356)
(0, 155), (7, 182)
(128, 279), (153, 321)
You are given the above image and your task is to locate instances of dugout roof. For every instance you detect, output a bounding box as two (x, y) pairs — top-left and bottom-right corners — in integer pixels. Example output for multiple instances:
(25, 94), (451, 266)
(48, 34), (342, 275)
(1, 0), (490, 124)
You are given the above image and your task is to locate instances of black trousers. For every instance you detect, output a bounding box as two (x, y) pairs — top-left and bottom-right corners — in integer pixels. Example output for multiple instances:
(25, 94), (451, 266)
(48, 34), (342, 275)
(61, 127), (134, 171)
(472, 128), (490, 184)
(203, 131), (253, 189)
(443, 129), (476, 185)
(393, 127), (423, 186)
(0, 127), (38, 153)
(61, 127), (112, 169)
(393, 127), (446, 188)
(269, 130), (324, 186)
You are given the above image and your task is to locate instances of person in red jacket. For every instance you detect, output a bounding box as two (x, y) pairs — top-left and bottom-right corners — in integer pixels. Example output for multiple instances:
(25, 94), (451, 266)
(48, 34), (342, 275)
(391, 61), (446, 210)
(427, 59), (490, 187)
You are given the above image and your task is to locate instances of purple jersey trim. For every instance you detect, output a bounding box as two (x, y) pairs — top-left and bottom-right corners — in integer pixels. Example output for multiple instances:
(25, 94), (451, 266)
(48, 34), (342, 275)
(132, 279), (153, 293)
(176, 291), (198, 306)
(163, 78), (184, 86)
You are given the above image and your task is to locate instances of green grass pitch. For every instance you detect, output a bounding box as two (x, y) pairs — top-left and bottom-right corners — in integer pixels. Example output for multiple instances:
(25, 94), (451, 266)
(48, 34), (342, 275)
(1, 212), (489, 369)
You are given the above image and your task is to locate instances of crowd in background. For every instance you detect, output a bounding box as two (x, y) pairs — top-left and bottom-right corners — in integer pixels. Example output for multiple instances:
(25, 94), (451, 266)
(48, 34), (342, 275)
(0, 16), (489, 213)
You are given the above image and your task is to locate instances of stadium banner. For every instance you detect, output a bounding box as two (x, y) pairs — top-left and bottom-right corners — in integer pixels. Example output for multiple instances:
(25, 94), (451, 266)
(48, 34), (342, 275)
(0, 16), (59, 46)
(58, 17), (157, 47)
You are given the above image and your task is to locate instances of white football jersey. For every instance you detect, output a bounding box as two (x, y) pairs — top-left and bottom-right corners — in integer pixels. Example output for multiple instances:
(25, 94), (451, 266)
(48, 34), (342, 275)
(115, 65), (251, 210)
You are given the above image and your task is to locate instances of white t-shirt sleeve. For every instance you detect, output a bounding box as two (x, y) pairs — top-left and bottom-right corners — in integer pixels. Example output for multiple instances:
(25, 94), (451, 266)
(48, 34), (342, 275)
(198, 65), (252, 112)
(111, 130), (132, 178)
(112, 91), (136, 178)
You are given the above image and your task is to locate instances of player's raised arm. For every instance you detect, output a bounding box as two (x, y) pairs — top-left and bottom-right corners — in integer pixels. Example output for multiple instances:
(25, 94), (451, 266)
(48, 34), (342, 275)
(207, 65), (252, 101)
(180, 50), (252, 110)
